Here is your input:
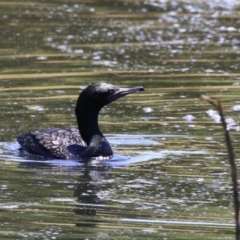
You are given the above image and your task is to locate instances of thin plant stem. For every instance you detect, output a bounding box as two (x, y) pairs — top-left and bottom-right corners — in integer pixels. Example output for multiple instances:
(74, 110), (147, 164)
(202, 95), (240, 240)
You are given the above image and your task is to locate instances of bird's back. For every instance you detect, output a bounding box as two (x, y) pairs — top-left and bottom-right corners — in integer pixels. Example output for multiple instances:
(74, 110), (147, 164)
(17, 127), (87, 159)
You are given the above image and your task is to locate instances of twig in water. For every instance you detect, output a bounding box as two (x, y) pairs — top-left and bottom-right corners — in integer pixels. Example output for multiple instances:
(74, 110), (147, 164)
(201, 95), (240, 240)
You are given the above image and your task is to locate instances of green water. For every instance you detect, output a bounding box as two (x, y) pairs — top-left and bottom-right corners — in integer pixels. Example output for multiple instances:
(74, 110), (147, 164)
(0, 0), (240, 239)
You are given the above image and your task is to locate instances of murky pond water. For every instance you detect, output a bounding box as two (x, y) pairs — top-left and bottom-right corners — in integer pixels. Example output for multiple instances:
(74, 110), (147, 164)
(0, 0), (240, 239)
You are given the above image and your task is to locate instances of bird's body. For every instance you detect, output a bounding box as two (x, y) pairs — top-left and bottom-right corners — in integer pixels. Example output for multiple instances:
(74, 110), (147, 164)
(17, 83), (144, 161)
(18, 127), (86, 159)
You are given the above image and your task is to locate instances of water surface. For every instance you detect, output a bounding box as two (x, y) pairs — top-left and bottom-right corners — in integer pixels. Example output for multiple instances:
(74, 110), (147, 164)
(0, 0), (240, 239)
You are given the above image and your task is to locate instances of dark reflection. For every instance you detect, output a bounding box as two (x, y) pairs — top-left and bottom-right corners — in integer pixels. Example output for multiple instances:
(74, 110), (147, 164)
(18, 161), (52, 168)
(18, 160), (111, 225)
(74, 165), (110, 217)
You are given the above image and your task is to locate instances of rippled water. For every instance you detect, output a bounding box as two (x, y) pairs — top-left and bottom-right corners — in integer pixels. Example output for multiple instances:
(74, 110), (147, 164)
(0, 0), (240, 239)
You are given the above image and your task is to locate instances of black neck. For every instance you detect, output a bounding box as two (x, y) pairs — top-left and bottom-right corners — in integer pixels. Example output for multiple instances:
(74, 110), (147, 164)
(75, 103), (113, 158)
(75, 90), (113, 159)
(76, 105), (103, 145)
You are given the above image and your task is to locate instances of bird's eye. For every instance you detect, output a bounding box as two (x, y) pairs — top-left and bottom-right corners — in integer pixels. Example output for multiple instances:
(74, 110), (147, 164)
(108, 89), (115, 95)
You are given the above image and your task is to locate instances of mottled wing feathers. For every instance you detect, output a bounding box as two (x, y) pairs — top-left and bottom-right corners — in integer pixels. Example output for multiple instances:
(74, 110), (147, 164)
(17, 127), (86, 159)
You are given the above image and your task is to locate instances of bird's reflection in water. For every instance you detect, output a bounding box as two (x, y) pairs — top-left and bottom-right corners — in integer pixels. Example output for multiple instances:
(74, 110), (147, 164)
(74, 164), (110, 217)
(18, 160), (111, 226)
